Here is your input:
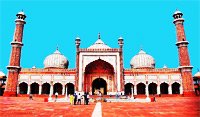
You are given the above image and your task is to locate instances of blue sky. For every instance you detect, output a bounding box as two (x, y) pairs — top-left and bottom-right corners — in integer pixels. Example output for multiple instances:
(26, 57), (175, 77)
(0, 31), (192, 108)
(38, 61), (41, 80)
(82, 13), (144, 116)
(0, 0), (199, 75)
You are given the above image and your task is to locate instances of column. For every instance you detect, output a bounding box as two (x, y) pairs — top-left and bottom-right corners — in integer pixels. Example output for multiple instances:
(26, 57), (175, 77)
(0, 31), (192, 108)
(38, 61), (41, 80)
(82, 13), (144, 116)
(168, 84), (172, 94)
(39, 85), (42, 95)
(50, 84), (53, 95)
(17, 85), (20, 94)
(145, 84), (149, 96)
(157, 84), (160, 95)
(62, 84), (65, 95)
(180, 85), (183, 94)
(131, 85), (134, 98)
(27, 84), (30, 94)
(134, 84), (137, 95)
(65, 85), (68, 97)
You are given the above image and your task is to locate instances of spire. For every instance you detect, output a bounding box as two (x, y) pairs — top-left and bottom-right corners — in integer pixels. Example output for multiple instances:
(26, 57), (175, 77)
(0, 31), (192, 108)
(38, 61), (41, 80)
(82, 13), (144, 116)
(56, 44), (59, 50)
(140, 45), (143, 51)
(98, 33), (101, 39)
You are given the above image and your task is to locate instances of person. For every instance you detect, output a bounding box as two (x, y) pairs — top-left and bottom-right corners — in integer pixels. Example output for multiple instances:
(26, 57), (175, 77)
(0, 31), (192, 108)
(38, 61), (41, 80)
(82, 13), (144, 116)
(77, 93), (81, 105)
(115, 92), (119, 99)
(86, 92), (90, 105)
(55, 92), (58, 101)
(29, 94), (33, 100)
(83, 92), (87, 105)
(69, 94), (74, 105)
(153, 94), (156, 102)
(74, 93), (77, 105)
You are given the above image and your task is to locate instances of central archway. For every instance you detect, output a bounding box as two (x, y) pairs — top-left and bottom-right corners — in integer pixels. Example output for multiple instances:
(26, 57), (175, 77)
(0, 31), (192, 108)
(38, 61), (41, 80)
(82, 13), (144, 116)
(84, 59), (114, 95)
(92, 78), (107, 95)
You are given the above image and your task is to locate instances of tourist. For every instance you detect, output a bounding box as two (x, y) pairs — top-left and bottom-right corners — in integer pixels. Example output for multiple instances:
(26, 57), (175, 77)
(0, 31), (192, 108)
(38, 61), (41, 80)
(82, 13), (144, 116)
(29, 94), (33, 100)
(74, 93), (77, 105)
(115, 92), (119, 99)
(55, 92), (58, 101)
(86, 92), (90, 105)
(69, 94), (74, 105)
(83, 92), (87, 105)
(77, 93), (81, 105)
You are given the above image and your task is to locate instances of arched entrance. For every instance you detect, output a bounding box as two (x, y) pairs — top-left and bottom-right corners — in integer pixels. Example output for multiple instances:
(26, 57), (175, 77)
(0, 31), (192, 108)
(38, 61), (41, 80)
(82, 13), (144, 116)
(65, 83), (75, 95)
(31, 83), (39, 94)
(137, 83), (145, 94)
(19, 82), (28, 94)
(42, 83), (50, 94)
(84, 59), (114, 95)
(148, 83), (157, 95)
(92, 78), (107, 95)
(53, 83), (62, 94)
(124, 83), (134, 95)
(160, 83), (168, 94)
(172, 82), (180, 94)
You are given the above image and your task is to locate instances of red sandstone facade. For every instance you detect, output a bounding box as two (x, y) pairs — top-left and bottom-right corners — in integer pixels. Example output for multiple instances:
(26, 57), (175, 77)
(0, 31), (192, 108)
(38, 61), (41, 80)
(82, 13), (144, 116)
(3, 10), (195, 97)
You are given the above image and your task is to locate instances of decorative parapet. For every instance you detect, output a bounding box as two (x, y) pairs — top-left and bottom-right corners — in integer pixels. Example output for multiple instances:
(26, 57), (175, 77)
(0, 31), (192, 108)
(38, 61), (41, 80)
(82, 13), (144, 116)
(20, 68), (76, 74)
(79, 48), (120, 52)
(124, 68), (180, 74)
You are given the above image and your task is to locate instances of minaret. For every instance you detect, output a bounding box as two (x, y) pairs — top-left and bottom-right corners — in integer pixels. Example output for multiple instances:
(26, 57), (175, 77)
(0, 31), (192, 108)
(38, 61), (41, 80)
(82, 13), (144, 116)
(75, 36), (81, 91)
(118, 37), (124, 92)
(173, 10), (194, 96)
(3, 11), (26, 96)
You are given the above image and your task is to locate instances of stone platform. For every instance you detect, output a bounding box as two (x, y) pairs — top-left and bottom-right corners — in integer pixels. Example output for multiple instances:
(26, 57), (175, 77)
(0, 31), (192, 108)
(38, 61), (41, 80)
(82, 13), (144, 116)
(0, 96), (199, 117)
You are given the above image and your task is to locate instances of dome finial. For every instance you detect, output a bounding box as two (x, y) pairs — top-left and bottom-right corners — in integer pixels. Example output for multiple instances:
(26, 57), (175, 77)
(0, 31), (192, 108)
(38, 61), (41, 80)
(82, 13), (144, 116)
(98, 32), (101, 39)
(140, 45), (143, 50)
(56, 44), (59, 50)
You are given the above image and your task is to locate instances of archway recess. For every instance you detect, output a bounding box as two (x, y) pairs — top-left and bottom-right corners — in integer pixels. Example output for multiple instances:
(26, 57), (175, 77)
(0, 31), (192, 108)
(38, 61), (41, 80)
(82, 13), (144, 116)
(137, 83), (145, 94)
(124, 83), (134, 95)
(92, 78), (107, 95)
(84, 59), (114, 95)
(19, 82), (28, 94)
(148, 83), (157, 95)
(172, 82), (180, 94)
(31, 83), (39, 94)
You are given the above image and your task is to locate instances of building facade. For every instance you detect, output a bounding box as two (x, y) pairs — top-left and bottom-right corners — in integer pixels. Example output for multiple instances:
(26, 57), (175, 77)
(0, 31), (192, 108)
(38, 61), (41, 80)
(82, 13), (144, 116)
(3, 10), (195, 97)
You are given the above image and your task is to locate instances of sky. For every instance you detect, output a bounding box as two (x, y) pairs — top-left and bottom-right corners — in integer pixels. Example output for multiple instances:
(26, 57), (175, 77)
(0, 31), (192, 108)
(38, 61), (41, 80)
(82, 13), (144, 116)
(0, 0), (199, 75)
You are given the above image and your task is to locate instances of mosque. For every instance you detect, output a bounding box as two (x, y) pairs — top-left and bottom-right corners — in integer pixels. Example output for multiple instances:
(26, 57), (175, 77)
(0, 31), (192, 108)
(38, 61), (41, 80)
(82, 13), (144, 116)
(3, 10), (195, 97)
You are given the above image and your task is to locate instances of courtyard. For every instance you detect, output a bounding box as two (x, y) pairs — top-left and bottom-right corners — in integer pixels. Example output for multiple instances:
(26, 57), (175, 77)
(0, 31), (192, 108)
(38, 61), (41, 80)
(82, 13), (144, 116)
(0, 96), (199, 117)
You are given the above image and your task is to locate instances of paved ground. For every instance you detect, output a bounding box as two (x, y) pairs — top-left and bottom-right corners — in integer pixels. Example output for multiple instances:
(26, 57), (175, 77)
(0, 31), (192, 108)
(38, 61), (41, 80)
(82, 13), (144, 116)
(0, 96), (199, 117)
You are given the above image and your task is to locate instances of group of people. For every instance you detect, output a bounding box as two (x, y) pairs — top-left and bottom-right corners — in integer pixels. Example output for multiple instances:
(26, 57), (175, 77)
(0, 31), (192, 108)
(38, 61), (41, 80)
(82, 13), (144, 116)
(69, 92), (90, 105)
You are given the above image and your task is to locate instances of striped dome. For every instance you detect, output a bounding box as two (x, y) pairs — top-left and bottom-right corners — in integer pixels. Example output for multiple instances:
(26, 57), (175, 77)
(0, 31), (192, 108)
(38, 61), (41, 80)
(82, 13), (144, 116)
(130, 49), (155, 69)
(44, 49), (68, 68)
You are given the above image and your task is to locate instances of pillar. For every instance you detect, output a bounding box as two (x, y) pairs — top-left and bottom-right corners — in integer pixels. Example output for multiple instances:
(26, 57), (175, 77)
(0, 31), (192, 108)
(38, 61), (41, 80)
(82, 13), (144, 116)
(157, 84), (160, 95)
(62, 84), (65, 95)
(134, 84), (137, 95)
(39, 85), (42, 95)
(17, 85), (19, 94)
(50, 84), (53, 95)
(27, 84), (30, 94)
(65, 85), (68, 97)
(168, 84), (172, 94)
(145, 84), (149, 96)
(131, 85), (134, 98)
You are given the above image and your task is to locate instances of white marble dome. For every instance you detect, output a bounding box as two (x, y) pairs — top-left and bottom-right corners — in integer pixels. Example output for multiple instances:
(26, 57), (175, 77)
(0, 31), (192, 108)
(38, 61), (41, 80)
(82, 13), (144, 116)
(130, 49), (155, 69)
(44, 49), (68, 68)
(173, 10), (182, 15)
(88, 33), (111, 49)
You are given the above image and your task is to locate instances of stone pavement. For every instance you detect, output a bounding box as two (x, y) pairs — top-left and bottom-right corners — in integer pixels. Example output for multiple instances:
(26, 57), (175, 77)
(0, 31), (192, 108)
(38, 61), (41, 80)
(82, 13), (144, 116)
(0, 96), (199, 117)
